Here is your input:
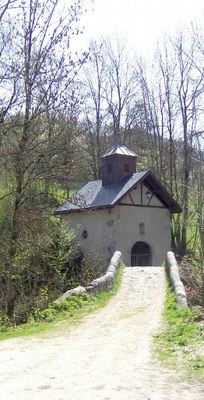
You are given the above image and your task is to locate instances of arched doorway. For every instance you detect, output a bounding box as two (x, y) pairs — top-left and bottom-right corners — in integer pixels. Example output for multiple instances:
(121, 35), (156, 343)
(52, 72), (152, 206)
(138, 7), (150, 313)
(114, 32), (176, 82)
(131, 241), (151, 266)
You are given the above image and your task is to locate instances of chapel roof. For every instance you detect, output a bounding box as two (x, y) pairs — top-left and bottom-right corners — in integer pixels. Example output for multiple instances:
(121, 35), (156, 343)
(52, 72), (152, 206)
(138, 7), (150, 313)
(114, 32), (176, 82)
(54, 170), (182, 215)
(100, 144), (137, 158)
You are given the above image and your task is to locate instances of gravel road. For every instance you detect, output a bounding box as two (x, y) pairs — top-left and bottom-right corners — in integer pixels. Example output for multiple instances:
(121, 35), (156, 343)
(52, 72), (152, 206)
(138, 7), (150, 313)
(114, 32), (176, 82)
(0, 266), (203, 400)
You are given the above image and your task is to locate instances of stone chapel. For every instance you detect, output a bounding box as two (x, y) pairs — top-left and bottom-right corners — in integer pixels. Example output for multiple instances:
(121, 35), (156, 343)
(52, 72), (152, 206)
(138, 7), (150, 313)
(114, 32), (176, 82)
(55, 142), (181, 266)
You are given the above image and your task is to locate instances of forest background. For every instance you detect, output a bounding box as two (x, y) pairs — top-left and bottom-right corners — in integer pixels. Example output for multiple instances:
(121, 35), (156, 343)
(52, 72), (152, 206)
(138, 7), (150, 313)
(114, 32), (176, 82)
(0, 0), (204, 323)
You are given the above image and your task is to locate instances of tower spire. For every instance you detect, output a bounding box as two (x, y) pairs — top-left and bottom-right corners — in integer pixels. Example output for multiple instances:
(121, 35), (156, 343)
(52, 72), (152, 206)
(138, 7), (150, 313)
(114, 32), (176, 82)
(115, 132), (122, 146)
(100, 143), (137, 186)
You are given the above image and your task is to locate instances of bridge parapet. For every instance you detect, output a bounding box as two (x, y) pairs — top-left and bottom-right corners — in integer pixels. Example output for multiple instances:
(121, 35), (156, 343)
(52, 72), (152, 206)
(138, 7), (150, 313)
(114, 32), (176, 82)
(166, 251), (188, 308)
(54, 251), (122, 303)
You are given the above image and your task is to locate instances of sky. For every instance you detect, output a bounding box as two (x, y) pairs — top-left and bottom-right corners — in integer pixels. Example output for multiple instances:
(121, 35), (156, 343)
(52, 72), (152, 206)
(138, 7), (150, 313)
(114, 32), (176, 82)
(80, 0), (204, 57)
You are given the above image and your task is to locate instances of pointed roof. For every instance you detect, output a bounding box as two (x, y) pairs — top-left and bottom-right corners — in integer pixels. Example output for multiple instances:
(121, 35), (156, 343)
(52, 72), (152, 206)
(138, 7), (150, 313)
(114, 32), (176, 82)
(100, 144), (137, 158)
(54, 170), (182, 215)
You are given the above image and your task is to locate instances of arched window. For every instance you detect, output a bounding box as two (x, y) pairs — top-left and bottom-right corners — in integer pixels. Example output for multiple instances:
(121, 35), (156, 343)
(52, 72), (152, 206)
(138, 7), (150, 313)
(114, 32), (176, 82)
(131, 241), (151, 266)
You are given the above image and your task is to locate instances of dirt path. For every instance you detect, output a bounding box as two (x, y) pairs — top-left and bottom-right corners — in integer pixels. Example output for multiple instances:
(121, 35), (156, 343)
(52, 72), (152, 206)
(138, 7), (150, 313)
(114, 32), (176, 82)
(0, 267), (203, 400)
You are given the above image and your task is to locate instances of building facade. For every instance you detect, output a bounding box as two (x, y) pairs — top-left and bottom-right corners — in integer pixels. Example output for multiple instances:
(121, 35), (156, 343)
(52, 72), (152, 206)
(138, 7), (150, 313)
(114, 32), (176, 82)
(55, 144), (181, 266)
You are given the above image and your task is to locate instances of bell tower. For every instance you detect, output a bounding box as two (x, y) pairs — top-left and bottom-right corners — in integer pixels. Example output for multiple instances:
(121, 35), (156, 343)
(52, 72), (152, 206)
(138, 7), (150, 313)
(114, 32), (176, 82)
(100, 140), (137, 186)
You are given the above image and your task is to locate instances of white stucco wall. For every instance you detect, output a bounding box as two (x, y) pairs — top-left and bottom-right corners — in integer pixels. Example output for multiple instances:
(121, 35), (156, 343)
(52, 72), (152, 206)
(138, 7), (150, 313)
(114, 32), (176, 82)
(116, 204), (170, 265)
(62, 183), (171, 266)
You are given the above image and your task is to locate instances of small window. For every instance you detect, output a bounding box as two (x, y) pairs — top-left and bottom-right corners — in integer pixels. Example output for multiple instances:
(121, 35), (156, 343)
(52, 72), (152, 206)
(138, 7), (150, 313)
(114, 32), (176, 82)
(82, 230), (88, 239)
(124, 163), (130, 173)
(108, 164), (112, 174)
(139, 223), (145, 235)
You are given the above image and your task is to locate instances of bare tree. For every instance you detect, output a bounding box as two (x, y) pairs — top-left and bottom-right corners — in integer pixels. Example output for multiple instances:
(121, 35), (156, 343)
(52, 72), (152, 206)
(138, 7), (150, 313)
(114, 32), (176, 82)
(137, 28), (204, 255)
(102, 36), (139, 142)
(80, 35), (140, 179)
(80, 40), (109, 179)
(0, 0), (88, 318)
(172, 32), (203, 254)
(0, 1), (20, 125)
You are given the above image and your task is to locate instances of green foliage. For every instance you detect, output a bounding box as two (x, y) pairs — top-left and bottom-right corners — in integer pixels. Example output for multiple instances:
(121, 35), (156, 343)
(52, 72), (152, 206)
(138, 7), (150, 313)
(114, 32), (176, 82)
(0, 315), (12, 333)
(34, 293), (92, 322)
(77, 249), (106, 286)
(0, 213), (80, 323)
(156, 284), (204, 375)
(41, 218), (77, 273)
(50, 185), (71, 204)
(0, 182), (113, 325)
(0, 263), (125, 339)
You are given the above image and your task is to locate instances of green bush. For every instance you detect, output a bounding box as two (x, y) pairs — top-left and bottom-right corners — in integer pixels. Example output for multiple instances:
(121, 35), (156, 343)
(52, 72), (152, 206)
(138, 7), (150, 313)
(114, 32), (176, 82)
(0, 215), (79, 323)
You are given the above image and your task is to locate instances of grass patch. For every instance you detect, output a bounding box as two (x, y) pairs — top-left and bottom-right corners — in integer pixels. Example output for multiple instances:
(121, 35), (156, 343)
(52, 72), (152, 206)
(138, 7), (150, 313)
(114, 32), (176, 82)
(51, 185), (76, 203)
(155, 283), (204, 376)
(0, 263), (125, 341)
